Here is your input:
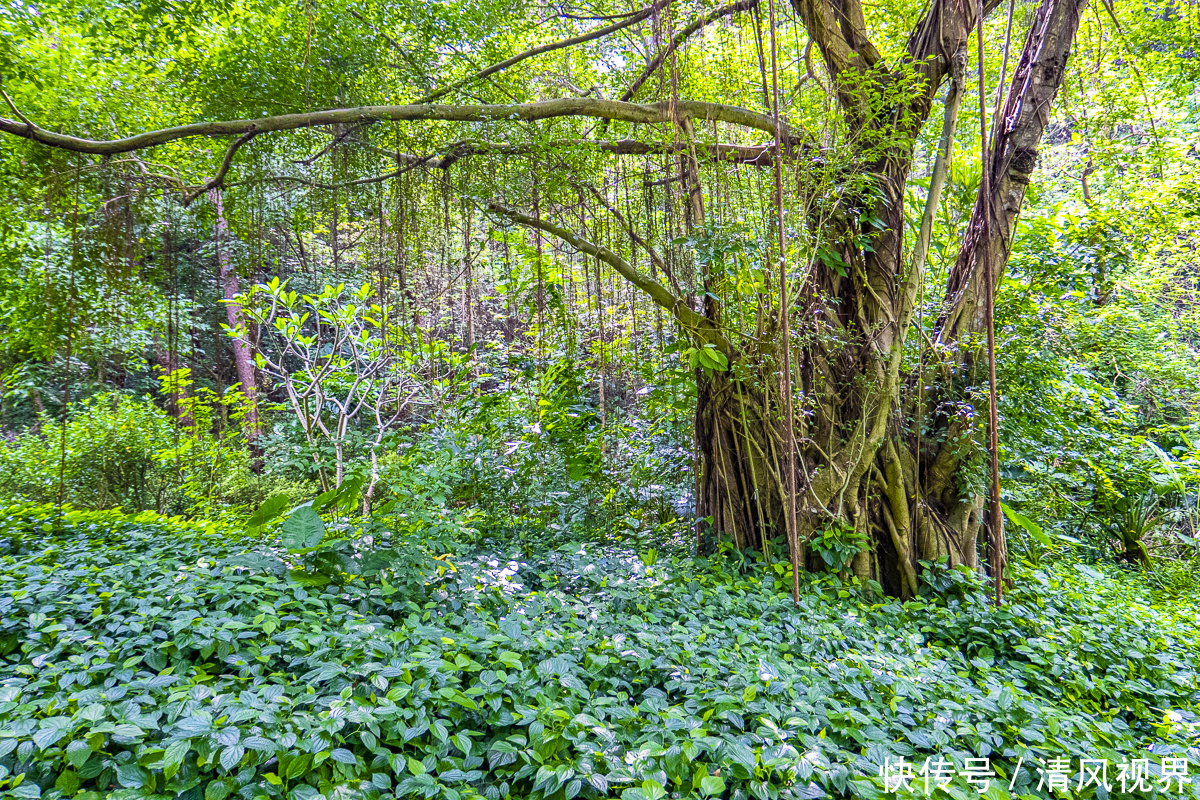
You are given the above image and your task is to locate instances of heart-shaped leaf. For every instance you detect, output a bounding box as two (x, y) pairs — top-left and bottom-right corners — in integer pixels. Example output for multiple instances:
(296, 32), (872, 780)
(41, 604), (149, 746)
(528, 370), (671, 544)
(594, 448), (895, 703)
(282, 506), (325, 551)
(246, 494), (290, 532)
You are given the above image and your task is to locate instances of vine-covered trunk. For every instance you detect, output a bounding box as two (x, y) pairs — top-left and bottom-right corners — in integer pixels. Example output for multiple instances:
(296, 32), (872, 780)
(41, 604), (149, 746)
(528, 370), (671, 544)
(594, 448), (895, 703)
(696, 0), (1082, 596)
(694, 362), (792, 554)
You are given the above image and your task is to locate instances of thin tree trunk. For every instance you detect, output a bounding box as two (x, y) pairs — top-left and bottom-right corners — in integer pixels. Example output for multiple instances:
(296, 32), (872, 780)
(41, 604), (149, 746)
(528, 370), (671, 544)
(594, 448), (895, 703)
(462, 197), (476, 355)
(595, 250), (607, 428)
(209, 188), (259, 444)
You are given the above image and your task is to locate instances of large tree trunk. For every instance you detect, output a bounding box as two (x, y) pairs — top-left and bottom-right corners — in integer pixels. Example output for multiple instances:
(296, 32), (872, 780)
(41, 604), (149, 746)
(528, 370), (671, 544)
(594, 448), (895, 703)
(692, 0), (1083, 596)
(695, 358), (793, 554)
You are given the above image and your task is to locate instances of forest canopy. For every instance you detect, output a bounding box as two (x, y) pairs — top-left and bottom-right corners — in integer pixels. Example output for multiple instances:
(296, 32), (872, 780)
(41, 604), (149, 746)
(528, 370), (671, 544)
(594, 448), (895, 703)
(1, 0), (1200, 796)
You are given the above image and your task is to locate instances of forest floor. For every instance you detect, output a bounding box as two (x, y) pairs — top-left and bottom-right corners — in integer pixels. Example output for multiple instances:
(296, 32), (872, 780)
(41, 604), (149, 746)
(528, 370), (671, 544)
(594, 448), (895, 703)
(1, 505), (1199, 800)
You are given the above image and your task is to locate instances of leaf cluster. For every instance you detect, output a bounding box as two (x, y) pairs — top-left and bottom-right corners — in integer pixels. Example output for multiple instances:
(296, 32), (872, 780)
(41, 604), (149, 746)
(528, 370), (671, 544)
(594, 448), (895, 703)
(1, 507), (1198, 799)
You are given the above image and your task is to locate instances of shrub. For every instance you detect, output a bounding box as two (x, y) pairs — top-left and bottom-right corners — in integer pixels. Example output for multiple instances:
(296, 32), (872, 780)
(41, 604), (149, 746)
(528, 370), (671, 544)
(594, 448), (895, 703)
(0, 393), (176, 511)
(0, 387), (308, 517)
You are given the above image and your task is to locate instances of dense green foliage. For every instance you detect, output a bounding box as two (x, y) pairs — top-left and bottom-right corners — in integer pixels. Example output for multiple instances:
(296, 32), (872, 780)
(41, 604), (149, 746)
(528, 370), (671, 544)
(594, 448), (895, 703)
(0, 389), (311, 516)
(2, 506), (1199, 800)
(996, 200), (1200, 565)
(2, 0), (1200, 796)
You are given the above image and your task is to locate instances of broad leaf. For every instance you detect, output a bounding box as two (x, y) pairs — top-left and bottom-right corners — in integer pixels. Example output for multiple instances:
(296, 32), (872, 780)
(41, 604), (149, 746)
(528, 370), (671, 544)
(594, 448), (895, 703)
(282, 506), (325, 551)
(246, 494), (290, 532)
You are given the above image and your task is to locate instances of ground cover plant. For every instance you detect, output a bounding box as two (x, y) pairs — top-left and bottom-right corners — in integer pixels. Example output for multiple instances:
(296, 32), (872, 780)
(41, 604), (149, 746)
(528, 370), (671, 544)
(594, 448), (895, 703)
(1, 505), (1198, 800)
(4, 0), (1200, 798)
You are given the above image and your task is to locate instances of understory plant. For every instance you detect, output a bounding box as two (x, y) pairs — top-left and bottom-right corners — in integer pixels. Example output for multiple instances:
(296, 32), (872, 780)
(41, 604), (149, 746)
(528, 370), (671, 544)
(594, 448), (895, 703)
(0, 385), (275, 515)
(229, 280), (426, 496)
(1, 505), (1198, 800)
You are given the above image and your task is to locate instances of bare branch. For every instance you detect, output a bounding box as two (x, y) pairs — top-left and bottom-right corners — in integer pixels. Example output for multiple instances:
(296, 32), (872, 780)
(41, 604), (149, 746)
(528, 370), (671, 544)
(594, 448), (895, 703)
(907, 50), (966, 301)
(182, 131), (257, 205)
(621, 0), (760, 101)
(0, 87), (34, 130)
(416, 0), (668, 104)
(558, 8), (653, 20)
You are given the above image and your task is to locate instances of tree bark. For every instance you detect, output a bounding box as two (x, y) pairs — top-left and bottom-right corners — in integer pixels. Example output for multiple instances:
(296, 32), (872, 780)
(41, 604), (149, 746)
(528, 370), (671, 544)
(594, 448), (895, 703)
(209, 189), (260, 444)
(695, 360), (794, 554)
(687, 0), (1084, 594)
(919, 0), (1085, 587)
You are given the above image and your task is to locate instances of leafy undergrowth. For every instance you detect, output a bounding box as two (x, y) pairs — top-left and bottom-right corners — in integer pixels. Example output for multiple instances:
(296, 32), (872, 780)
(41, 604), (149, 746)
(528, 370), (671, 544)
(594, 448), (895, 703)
(1, 506), (1198, 800)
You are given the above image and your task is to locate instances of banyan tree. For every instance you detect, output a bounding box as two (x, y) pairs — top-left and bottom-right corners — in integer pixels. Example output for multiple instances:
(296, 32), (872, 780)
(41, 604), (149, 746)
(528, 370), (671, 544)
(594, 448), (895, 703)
(0, 0), (1084, 596)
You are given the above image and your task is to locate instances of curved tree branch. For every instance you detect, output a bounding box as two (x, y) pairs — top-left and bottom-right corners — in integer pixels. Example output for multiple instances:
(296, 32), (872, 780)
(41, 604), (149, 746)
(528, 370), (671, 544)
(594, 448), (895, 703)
(0, 98), (793, 156)
(0, 87), (34, 130)
(620, 0), (760, 101)
(182, 131), (257, 205)
(416, 0), (669, 104)
(486, 200), (731, 355)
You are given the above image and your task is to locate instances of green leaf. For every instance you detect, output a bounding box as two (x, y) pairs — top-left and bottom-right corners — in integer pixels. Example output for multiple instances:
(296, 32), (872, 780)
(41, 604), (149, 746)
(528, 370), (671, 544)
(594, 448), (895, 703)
(205, 779), (233, 800)
(282, 506), (325, 551)
(696, 345), (728, 372)
(641, 779), (667, 800)
(448, 690), (478, 710)
(285, 753), (312, 779)
(116, 764), (145, 788)
(65, 739), (91, 768)
(32, 726), (65, 750)
(330, 748), (356, 764)
(219, 744), (244, 771)
(310, 485), (339, 513)
(288, 568), (330, 586)
(1000, 502), (1050, 546)
(700, 776), (726, 797)
(163, 739), (190, 780)
(331, 476), (365, 513)
(246, 494), (290, 532)
(54, 770), (80, 795)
